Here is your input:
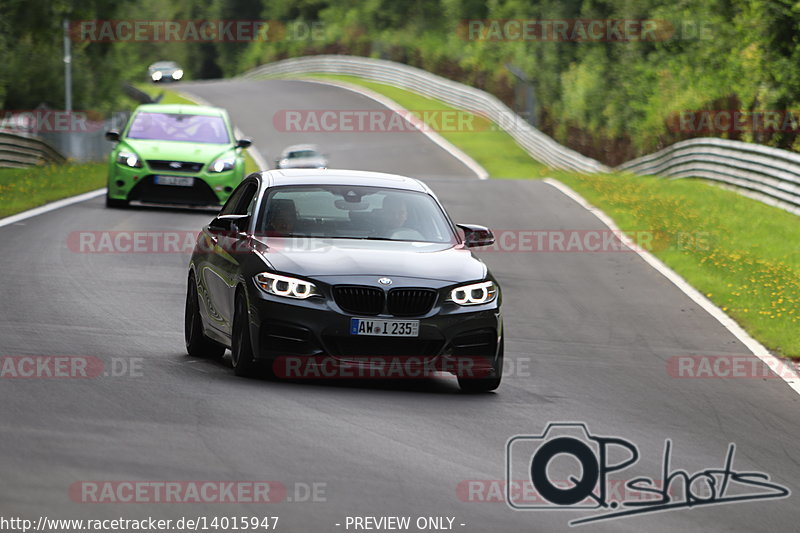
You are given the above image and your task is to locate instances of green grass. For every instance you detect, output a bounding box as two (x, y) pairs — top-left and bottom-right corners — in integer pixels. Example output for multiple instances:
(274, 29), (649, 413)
(133, 83), (199, 106)
(0, 84), (261, 221)
(296, 73), (800, 358)
(552, 170), (800, 356)
(133, 83), (259, 174)
(0, 163), (107, 218)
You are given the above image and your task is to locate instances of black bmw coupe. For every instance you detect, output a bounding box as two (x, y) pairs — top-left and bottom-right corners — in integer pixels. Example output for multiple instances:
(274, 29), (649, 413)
(185, 169), (504, 392)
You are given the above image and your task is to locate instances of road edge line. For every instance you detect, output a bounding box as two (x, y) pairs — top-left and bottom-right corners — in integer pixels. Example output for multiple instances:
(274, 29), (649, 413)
(0, 188), (106, 229)
(287, 77), (489, 180)
(543, 177), (800, 396)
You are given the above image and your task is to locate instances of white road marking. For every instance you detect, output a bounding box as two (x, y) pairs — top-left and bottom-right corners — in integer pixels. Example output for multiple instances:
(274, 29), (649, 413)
(544, 177), (800, 397)
(0, 90), (267, 229)
(288, 77), (489, 180)
(0, 188), (106, 228)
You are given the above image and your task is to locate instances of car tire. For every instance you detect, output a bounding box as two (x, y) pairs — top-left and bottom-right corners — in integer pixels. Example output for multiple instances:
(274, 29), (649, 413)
(105, 194), (129, 208)
(231, 291), (260, 378)
(185, 275), (225, 359)
(457, 337), (503, 393)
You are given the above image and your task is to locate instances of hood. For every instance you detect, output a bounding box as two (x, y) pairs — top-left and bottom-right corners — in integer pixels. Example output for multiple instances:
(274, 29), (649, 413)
(253, 237), (486, 283)
(123, 139), (231, 162)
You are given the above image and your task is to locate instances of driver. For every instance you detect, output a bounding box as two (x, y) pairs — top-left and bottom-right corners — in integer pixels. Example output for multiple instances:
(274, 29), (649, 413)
(378, 196), (409, 234)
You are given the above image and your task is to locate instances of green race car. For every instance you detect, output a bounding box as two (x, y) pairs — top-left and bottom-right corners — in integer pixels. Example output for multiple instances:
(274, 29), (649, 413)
(105, 104), (252, 208)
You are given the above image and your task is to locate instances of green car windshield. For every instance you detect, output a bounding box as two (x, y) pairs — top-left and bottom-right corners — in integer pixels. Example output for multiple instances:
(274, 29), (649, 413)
(127, 112), (230, 144)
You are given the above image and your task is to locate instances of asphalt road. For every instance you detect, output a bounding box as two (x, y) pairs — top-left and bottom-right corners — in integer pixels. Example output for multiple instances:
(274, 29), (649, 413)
(0, 78), (798, 532)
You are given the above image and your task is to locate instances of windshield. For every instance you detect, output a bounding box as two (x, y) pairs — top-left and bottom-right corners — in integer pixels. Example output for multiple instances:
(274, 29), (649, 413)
(257, 185), (457, 243)
(150, 62), (178, 70)
(126, 112), (229, 144)
(287, 150), (319, 159)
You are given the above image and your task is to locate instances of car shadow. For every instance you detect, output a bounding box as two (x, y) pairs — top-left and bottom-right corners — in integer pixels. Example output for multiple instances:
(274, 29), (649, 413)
(123, 202), (221, 215)
(179, 352), (496, 395)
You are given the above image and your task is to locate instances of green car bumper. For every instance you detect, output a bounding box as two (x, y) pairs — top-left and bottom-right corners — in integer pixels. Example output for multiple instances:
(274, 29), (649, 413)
(107, 158), (246, 206)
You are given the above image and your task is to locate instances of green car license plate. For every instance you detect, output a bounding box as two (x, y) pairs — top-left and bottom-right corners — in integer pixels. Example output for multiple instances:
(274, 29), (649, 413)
(154, 175), (194, 187)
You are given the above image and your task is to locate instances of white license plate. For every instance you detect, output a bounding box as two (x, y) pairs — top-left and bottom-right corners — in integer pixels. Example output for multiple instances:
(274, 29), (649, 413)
(154, 175), (194, 187)
(350, 318), (419, 337)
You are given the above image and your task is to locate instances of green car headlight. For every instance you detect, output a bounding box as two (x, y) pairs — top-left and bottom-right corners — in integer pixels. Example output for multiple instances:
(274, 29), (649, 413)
(116, 151), (142, 168)
(209, 155), (235, 173)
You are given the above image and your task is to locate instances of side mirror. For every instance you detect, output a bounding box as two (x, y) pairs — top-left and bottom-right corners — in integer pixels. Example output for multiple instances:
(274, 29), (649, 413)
(105, 130), (120, 142)
(236, 138), (252, 149)
(209, 214), (250, 235)
(458, 224), (495, 248)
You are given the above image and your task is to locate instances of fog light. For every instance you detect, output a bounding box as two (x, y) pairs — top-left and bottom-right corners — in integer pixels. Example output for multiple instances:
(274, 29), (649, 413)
(115, 180), (124, 187)
(224, 186), (233, 193)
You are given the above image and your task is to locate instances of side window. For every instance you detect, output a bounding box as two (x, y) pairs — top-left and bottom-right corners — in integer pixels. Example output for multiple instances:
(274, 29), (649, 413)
(219, 181), (257, 216)
(219, 183), (247, 216)
(236, 184), (258, 215)
(245, 187), (258, 215)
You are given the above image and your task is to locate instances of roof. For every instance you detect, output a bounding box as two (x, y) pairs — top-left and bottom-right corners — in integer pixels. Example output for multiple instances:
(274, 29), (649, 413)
(133, 104), (225, 117)
(149, 61), (179, 69)
(281, 144), (321, 155)
(261, 169), (429, 192)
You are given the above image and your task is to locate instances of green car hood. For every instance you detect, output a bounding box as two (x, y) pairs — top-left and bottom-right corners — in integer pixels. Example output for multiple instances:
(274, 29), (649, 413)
(122, 139), (232, 163)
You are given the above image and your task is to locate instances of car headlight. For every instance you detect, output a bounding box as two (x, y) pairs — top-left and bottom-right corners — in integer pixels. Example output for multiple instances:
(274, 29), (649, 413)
(116, 150), (142, 168)
(151, 71), (162, 81)
(449, 280), (497, 306)
(172, 69), (183, 80)
(209, 155), (235, 173)
(255, 273), (319, 299)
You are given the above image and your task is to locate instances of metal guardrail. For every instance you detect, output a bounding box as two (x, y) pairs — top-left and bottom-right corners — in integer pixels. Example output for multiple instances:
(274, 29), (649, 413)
(243, 55), (800, 215)
(0, 130), (66, 167)
(618, 138), (800, 214)
(242, 55), (610, 174)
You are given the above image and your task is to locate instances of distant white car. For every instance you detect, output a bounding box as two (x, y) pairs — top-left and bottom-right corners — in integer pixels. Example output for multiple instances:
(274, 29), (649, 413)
(275, 144), (328, 169)
(148, 61), (183, 83)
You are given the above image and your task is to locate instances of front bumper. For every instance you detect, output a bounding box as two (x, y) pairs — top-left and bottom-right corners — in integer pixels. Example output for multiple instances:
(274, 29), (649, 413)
(107, 163), (243, 206)
(245, 278), (502, 378)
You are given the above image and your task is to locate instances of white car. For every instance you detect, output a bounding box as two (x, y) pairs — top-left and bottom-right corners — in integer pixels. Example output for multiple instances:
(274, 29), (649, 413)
(275, 144), (328, 169)
(148, 61), (183, 83)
